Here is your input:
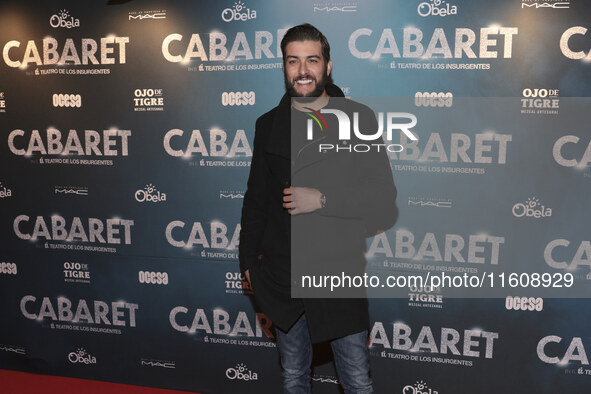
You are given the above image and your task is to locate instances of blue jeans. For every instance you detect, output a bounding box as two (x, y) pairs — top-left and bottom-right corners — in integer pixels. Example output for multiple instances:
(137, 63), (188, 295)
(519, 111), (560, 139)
(275, 314), (373, 394)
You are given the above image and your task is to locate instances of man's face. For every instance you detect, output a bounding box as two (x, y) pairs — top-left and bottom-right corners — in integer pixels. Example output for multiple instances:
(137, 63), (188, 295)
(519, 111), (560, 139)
(283, 40), (333, 97)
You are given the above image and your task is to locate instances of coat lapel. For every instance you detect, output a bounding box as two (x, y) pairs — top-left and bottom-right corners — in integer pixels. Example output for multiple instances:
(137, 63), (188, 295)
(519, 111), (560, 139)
(265, 93), (291, 161)
(263, 84), (347, 180)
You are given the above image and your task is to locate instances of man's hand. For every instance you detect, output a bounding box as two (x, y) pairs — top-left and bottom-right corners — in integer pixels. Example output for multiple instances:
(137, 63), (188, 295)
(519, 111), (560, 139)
(244, 269), (251, 287)
(283, 187), (322, 215)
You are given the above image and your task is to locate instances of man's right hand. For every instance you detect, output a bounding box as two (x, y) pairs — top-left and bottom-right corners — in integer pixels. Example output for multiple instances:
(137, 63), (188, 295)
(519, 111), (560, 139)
(244, 269), (251, 288)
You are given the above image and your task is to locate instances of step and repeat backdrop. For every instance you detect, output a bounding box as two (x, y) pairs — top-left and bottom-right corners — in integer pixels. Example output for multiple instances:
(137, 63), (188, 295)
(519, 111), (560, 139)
(1, 0), (591, 393)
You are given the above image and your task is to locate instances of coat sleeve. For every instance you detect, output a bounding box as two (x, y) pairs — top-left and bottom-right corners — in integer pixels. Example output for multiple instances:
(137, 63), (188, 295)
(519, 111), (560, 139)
(317, 105), (398, 235)
(239, 116), (269, 274)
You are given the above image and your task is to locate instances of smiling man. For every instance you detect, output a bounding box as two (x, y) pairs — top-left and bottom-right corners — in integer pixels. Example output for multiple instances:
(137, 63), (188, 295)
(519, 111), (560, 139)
(283, 35), (332, 99)
(239, 23), (397, 394)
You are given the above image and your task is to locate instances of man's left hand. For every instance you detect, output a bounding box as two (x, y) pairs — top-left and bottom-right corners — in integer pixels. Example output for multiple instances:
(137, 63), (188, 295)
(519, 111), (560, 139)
(282, 187), (322, 215)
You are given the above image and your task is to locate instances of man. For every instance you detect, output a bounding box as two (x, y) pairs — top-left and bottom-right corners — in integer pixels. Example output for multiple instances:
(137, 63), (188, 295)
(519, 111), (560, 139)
(239, 24), (397, 393)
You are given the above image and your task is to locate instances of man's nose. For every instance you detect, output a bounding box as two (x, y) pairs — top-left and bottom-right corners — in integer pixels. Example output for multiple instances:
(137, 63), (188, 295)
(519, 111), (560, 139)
(298, 61), (309, 75)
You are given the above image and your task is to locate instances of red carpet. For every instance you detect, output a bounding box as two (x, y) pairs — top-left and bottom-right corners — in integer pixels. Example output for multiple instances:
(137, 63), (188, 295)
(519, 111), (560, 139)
(0, 369), (199, 394)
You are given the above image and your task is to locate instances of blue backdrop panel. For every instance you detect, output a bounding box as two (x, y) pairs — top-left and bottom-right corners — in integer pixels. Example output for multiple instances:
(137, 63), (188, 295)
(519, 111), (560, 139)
(1, 0), (590, 393)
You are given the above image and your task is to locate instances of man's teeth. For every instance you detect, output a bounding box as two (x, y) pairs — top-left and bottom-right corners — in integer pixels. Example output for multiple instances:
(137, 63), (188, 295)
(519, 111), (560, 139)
(297, 79), (312, 84)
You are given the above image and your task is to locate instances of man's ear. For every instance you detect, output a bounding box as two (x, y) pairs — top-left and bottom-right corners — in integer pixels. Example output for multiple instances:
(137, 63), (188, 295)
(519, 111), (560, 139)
(327, 60), (332, 76)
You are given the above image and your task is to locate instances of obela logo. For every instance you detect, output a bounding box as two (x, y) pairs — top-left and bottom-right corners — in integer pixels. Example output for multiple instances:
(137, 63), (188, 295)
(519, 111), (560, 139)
(512, 196), (552, 218)
(68, 348), (96, 364)
(403, 380), (438, 394)
(135, 184), (167, 203)
(221, 1), (256, 22)
(418, 0), (457, 17)
(225, 363), (258, 380)
(50, 9), (80, 29)
(0, 182), (12, 198)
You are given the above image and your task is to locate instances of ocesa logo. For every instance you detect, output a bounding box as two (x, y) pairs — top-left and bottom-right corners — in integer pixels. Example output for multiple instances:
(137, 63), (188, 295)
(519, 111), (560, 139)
(52, 94), (82, 108)
(414, 92), (452, 107)
(0, 262), (17, 275)
(505, 296), (543, 312)
(138, 271), (169, 285)
(221, 91), (255, 106)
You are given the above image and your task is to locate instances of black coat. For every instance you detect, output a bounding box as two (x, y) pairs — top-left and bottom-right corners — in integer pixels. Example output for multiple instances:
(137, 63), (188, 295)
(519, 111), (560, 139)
(239, 84), (397, 343)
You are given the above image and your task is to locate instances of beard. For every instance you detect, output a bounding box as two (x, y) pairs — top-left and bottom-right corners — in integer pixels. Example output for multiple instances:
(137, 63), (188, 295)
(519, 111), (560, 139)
(284, 66), (331, 98)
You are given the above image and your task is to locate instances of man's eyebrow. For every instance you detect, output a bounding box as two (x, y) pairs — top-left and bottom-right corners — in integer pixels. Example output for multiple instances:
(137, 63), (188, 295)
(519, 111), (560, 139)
(286, 55), (322, 59)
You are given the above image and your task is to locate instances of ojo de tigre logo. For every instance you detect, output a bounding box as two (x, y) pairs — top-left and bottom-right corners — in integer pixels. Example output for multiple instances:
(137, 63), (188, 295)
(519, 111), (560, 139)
(221, 91), (255, 106)
(305, 106), (417, 153)
(1, 91), (7, 112)
(134, 88), (164, 111)
(521, 88), (559, 112)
